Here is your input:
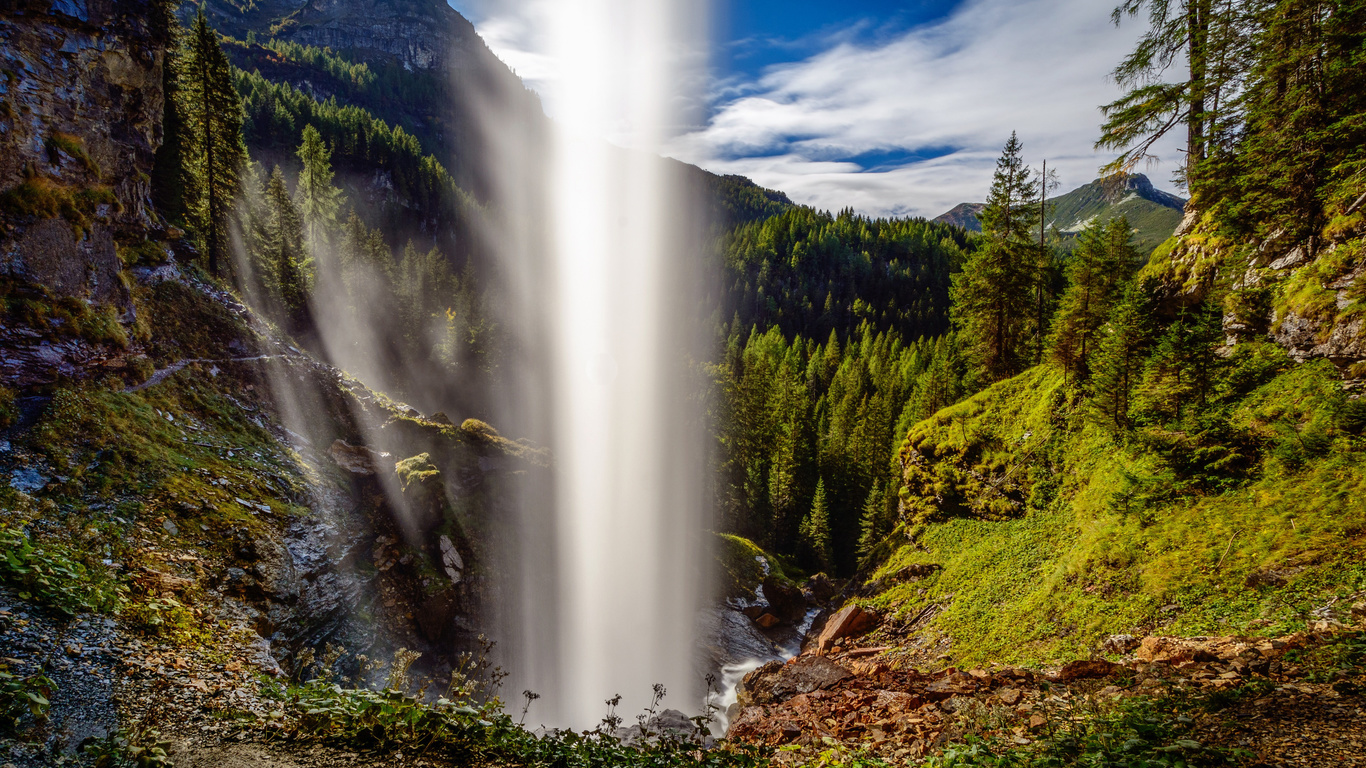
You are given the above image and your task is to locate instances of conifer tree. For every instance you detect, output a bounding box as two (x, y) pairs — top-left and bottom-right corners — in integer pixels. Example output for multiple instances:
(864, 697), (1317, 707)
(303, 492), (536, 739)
(950, 133), (1038, 382)
(857, 480), (887, 568)
(1089, 283), (1151, 430)
(800, 479), (835, 574)
(180, 8), (246, 276)
(1098, 0), (1252, 185)
(1049, 217), (1139, 384)
(1237, 0), (1366, 246)
(295, 125), (346, 252)
(263, 166), (309, 315)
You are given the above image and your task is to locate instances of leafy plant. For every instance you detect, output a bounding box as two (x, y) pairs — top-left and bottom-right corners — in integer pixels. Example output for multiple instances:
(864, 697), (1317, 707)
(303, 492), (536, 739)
(0, 525), (122, 615)
(82, 726), (174, 768)
(0, 668), (53, 734)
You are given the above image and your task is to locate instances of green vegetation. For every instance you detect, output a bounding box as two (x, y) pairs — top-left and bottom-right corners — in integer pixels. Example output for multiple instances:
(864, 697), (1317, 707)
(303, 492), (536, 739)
(925, 695), (1247, 767)
(0, 667), (53, 736)
(0, 177), (118, 235)
(721, 207), (968, 343)
(44, 131), (99, 177)
(0, 524), (123, 616)
(872, 355), (1365, 666)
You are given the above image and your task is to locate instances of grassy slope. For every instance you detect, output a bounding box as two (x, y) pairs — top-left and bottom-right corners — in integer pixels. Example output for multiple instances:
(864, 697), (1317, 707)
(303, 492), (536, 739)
(868, 362), (1366, 667)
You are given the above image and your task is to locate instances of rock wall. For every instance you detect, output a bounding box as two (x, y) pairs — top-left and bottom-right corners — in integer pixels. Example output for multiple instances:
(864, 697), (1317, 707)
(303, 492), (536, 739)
(0, 0), (169, 307)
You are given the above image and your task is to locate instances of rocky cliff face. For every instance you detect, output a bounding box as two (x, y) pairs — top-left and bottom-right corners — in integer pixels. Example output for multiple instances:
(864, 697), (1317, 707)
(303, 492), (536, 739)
(0, 0), (169, 307)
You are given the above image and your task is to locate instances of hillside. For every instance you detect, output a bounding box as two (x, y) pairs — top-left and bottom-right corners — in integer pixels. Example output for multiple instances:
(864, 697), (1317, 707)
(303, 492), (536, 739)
(935, 173), (1186, 253)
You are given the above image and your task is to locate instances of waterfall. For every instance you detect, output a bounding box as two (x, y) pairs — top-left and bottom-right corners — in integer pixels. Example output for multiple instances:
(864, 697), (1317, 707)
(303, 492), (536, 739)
(502, 0), (713, 729)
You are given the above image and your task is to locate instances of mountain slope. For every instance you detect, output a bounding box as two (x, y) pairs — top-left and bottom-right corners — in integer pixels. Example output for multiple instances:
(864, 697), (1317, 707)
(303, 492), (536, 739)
(934, 173), (1187, 253)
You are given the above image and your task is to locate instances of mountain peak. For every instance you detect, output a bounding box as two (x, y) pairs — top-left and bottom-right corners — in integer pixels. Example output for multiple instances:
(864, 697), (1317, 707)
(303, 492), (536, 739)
(932, 173), (1188, 252)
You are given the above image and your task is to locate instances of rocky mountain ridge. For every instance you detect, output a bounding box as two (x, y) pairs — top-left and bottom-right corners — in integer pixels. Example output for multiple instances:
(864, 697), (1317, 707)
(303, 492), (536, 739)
(933, 173), (1187, 253)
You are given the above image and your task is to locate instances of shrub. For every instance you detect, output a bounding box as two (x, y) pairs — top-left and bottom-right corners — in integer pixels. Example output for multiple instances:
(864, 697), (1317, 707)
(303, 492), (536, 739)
(0, 386), (15, 428)
(0, 668), (53, 736)
(0, 525), (122, 615)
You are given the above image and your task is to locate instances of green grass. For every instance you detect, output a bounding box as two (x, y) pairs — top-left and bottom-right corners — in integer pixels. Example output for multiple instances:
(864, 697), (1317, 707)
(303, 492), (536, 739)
(872, 359), (1366, 667)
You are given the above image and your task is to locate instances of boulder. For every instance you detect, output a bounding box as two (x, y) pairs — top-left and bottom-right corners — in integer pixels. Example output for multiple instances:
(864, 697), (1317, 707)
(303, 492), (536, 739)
(1352, 601), (1366, 627)
(440, 535), (464, 583)
(1055, 659), (1120, 681)
(762, 575), (806, 623)
(815, 604), (879, 652)
(755, 613), (781, 629)
(805, 573), (837, 602)
(328, 439), (389, 476)
(1102, 634), (1140, 655)
(737, 656), (852, 706)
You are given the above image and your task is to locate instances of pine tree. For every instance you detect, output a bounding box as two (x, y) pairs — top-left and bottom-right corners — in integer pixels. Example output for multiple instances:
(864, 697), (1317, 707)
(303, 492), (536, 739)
(180, 8), (246, 276)
(1236, 0), (1366, 246)
(950, 133), (1038, 382)
(294, 125), (346, 252)
(1049, 217), (1139, 384)
(857, 480), (887, 569)
(263, 166), (309, 315)
(1089, 282), (1152, 430)
(1098, 0), (1253, 185)
(800, 479), (835, 574)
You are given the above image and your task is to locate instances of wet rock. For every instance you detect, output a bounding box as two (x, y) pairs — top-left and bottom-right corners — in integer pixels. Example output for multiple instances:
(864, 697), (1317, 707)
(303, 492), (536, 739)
(738, 656), (852, 706)
(616, 708), (710, 746)
(9, 468), (49, 494)
(439, 535), (464, 582)
(755, 613), (781, 629)
(431, 411), (454, 426)
(996, 686), (1022, 705)
(327, 439), (389, 475)
(762, 575), (805, 623)
(815, 604), (879, 652)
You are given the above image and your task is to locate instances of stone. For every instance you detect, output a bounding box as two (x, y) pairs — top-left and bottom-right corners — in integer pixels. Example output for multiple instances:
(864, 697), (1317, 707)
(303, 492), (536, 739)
(328, 439), (388, 476)
(162, 519), (179, 536)
(1056, 659), (1120, 681)
(439, 535), (464, 582)
(737, 656), (852, 706)
(924, 672), (979, 701)
(755, 613), (781, 629)
(431, 411), (454, 425)
(996, 687), (1022, 705)
(805, 572), (837, 602)
(741, 605), (767, 620)
(1102, 634), (1140, 654)
(1351, 601), (1366, 626)
(10, 468), (49, 494)
(762, 575), (806, 623)
(816, 604), (879, 652)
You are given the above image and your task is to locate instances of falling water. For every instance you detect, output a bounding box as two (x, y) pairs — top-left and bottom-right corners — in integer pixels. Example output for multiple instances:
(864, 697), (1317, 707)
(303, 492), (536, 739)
(519, 0), (712, 728)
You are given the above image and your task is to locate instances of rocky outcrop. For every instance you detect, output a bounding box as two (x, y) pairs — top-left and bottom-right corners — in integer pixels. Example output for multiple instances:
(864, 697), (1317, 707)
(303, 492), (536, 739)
(0, 0), (171, 307)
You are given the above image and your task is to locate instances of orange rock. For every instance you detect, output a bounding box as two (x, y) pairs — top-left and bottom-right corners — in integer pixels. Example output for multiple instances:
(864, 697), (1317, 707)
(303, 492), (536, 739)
(816, 604), (880, 652)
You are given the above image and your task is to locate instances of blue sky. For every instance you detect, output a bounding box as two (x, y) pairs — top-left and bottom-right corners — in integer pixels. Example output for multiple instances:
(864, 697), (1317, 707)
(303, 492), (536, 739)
(448, 0), (1184, 218)
(715, 0), (957, 81)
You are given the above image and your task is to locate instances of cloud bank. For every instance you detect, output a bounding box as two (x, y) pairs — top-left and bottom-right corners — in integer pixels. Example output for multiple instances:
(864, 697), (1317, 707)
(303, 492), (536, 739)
(460, 0), (1186, 218)
(672, 0), (1186, 218)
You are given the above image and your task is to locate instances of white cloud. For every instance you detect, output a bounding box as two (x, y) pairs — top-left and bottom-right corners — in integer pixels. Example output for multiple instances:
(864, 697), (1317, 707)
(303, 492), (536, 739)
(667, 0), (1187, 218)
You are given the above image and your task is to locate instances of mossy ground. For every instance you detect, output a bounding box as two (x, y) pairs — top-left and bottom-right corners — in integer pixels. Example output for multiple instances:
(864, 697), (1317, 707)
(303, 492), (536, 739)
(869, 357), (1366, 667)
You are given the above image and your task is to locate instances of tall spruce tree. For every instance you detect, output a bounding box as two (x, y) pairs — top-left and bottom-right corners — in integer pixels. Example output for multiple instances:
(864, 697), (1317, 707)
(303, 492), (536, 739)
(180, 8), (246, 276)
(294, 125), (346, 252)
(950, 133), (1038, 382)
(1099, 0), (1253, 185)
(1049, 217), (1139, 385)
(800, 479), (835, 574)
(1088, 282), (1151, 430)
(1236, 0), (1366, 246)
(263, 166), (309, 316)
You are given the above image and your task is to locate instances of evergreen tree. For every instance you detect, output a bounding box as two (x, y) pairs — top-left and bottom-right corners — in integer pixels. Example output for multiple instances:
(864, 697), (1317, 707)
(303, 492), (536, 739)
(950, 133), (1038, 382)
(1132, 301), (1223, 424)
(857, 480), (887, 569)
(294, 125), (347, 252)
(1089, 283), (1152, 430)
(800, 479), (835, 573)
(1099, 0), (1253, 185)
(1049, 217), (1139, 384)
(152, 17), (188, 226)
(263, 166), (309, 316)
(1235, 0), (1366, 246)
(180, 8), (246, 276)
